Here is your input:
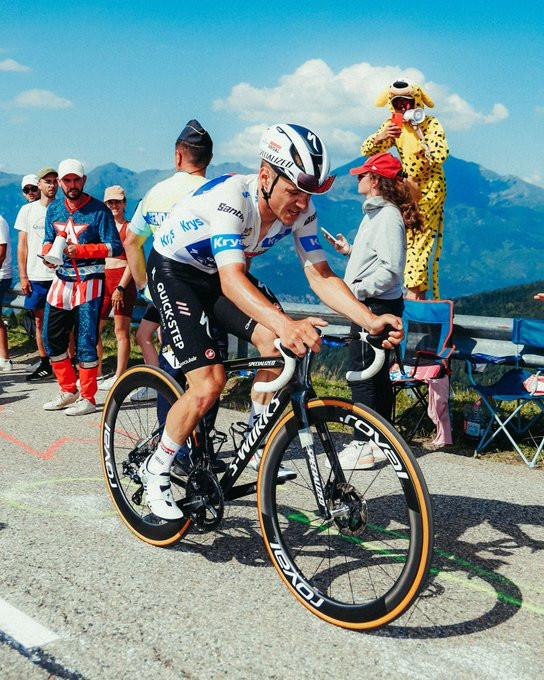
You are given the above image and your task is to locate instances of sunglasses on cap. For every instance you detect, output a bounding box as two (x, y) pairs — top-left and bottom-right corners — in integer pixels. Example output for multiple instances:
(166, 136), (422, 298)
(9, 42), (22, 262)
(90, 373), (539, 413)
(23, 186), (39, 194)
(392, 97), (414, 111)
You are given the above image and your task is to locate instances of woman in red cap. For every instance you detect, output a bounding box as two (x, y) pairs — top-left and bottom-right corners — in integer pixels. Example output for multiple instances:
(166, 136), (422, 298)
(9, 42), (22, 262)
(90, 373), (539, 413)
(323, 152), (422, 470)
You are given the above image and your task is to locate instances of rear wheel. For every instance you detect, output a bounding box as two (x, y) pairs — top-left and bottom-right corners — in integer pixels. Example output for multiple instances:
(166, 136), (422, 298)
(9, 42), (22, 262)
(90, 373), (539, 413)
(257, 397), (433, 630)
(100, 365), (192, 545)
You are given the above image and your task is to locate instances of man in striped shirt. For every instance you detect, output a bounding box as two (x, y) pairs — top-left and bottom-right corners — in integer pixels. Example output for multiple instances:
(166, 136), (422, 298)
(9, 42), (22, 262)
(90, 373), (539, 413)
(42, 159), (122, 416)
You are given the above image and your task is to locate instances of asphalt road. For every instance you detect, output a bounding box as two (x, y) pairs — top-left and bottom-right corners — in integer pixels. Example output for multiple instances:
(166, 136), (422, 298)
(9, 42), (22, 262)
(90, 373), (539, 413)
(0, 361), (543, 679)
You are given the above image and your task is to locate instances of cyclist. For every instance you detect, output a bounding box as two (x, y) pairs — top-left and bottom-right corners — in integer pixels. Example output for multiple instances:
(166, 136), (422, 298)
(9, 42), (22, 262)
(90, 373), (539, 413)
(140, 123), (404, 520)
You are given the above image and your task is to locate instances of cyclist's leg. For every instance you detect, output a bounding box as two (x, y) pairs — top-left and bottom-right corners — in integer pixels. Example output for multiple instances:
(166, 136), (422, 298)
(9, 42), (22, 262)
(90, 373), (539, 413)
(142, 252), (227, 519)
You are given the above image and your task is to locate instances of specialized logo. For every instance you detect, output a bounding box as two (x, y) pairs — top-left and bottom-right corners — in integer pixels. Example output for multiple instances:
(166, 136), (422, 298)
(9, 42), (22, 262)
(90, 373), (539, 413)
(218, 203), (244, 221)
(212, 234), (244, 253)
(260, 151), (294, 169)
(205, 349), (215, 360)
(269, 541), (324, 607)
(156, 281), (184, 350)
(199, 311), (212, 339)
(306, 131), (319, 151)
(176, 300), (190, 316)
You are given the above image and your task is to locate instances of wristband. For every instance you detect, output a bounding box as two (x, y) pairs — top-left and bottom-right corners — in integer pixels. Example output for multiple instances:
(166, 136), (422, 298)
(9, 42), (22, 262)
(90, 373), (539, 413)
(116, 285), (125, 293)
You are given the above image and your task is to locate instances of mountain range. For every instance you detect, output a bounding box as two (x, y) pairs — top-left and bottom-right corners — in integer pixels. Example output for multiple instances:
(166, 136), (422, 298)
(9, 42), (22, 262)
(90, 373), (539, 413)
(1, 155), (543, 301)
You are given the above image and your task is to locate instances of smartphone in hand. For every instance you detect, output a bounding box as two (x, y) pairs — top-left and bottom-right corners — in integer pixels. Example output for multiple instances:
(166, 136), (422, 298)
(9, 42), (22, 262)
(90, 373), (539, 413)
(391, 112), (403, 128)
(321, 228), (341, 246)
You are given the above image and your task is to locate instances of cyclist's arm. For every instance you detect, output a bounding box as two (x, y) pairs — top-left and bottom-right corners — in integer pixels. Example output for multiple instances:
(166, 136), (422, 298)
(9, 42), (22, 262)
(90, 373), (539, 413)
(124, 230), (148, 290)
(304, 260), (403, 347)
(218, 262), (326, 354)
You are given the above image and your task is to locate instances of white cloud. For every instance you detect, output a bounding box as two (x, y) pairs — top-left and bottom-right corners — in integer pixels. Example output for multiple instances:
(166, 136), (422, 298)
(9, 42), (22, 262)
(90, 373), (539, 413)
(0, 58), (30, 73)
(215, 59), (509, 162)
(11, 89), (73, 109)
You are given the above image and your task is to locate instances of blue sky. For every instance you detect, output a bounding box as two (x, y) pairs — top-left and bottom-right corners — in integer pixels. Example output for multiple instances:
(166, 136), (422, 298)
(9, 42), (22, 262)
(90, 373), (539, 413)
(1, 0), (543, 185)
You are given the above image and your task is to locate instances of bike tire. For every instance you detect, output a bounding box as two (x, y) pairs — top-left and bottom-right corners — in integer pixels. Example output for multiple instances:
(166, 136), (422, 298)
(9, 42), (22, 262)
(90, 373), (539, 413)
(257, 397), (433, 630)
(100, 365), (192, 546)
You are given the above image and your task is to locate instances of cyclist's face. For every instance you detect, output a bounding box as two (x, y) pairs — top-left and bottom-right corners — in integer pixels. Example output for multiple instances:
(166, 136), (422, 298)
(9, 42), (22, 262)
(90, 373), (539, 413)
(269, 176), (310, 224)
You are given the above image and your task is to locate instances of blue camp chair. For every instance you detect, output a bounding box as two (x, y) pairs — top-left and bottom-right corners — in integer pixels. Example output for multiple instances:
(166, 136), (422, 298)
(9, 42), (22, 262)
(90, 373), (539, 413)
(390, 299), (455, 439)
(464, 317), (544, 467)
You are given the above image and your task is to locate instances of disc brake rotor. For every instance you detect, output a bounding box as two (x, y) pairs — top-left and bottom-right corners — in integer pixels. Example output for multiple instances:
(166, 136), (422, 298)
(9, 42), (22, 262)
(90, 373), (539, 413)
(329, 482), (368, 537)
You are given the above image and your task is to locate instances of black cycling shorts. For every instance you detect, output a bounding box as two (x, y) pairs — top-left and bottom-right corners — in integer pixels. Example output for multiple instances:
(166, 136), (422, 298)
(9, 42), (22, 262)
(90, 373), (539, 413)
(146, 249), (282, 372)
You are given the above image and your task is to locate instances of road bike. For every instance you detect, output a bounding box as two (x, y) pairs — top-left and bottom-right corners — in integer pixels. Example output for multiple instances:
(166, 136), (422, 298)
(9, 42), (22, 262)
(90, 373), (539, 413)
(100, 333), (434, 630)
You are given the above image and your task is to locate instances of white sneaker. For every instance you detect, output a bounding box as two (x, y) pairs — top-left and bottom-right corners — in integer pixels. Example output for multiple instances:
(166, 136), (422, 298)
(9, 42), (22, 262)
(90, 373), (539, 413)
(326, 440), (385, 471)
(65, 397), (96, 416)
(98, 374), (118, 391)
(43, 390), (79, 411)
(248, 449), (297, 481)
(0, 358), (13, 372)
(130, 386), (157, 402)
(138, 456), (184, 520)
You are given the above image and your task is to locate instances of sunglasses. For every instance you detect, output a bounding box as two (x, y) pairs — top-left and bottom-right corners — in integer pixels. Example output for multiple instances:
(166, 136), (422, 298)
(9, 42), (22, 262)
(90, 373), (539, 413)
(392, 97), (414, 111)
(295, 172), (336, 194)
(23, 186), (39, 194)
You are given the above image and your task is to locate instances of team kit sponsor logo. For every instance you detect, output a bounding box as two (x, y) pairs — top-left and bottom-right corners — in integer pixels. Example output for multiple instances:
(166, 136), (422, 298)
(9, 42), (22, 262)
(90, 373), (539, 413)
(211, 234), (244, 253)
(156, 282), (184, 349)
(205, 348), (215, 360)
(303, 213), (317, 226)
(217, 203), (244, 221)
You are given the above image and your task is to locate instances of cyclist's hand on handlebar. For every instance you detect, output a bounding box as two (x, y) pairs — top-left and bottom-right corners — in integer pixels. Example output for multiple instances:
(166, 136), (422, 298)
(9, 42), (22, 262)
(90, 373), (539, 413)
(368, 314), (403, 349)
(279, 317), (327, 356)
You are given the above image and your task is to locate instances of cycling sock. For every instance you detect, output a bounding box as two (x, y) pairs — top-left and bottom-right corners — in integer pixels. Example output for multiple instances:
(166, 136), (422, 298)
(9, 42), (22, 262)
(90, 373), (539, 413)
(247, 400), (266, 431)
(149, 431), (182, 473)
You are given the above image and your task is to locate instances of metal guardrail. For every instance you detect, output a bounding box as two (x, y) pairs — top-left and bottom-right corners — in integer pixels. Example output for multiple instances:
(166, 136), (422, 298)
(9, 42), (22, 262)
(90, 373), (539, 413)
(3, 288), (544, 367)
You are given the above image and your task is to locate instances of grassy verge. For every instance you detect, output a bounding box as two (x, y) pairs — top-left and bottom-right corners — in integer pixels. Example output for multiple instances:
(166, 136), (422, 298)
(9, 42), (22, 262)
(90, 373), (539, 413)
(7, 312), (542, 468)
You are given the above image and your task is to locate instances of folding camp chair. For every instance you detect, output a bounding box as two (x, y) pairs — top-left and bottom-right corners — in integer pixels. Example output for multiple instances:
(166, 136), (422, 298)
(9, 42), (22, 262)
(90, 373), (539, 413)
(464, 317), (544, 467)
(390, 299), (455, 439)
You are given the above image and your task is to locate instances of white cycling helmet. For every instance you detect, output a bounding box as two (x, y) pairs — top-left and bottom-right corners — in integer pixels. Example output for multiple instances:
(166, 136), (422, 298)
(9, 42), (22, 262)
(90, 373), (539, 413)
(259, 123), (336, 195)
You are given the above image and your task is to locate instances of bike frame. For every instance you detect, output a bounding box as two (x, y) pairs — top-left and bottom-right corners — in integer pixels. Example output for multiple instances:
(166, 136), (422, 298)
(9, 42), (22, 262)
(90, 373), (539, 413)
(177, 337), (351, 520)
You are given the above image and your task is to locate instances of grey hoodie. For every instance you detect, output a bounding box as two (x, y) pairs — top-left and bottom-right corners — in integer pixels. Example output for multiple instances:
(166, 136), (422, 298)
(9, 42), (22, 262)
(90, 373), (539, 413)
(343, 195), (405, 300)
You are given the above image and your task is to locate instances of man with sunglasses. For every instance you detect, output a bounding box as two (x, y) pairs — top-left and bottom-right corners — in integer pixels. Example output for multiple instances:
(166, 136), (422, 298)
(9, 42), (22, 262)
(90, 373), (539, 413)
(15, 167), (59, 380)
(21, 174), (40, 203)
(138, 122), (404, 520)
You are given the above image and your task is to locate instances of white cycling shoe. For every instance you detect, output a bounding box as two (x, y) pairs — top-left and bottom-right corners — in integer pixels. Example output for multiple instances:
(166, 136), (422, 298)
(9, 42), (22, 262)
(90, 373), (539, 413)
(139, 456), (184, 521)
(326, 440), (388, 471)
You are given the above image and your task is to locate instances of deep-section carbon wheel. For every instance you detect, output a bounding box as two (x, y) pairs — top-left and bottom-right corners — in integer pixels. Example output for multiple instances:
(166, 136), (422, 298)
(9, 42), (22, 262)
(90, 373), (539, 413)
(100, 365), (192, 545)
(257, 397), (433, 630)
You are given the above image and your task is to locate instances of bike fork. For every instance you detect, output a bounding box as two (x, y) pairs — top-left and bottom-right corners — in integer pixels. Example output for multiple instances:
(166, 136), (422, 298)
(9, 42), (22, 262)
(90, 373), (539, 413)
(292, 392), (332, 521)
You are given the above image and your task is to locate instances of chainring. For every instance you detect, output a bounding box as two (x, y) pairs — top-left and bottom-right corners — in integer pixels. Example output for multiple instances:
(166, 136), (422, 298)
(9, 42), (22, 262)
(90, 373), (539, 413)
(184, 469), (224, 531)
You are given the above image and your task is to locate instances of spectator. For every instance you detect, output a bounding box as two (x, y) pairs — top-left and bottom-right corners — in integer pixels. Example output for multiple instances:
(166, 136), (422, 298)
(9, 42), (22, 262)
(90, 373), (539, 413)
(21, 174), (40, 203)
(361, 80), (448, 300)
(124, 119), (214, 401)
(15, 166), (59, 381)
(0, 213), (13, 371)
(324, 152), (422, 470)
(41, 159), (122, 416)
(97, 185), (137, 391)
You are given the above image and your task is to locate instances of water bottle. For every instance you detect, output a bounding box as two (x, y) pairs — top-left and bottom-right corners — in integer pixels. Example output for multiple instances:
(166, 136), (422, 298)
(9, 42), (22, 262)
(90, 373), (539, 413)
(463, 399), (481, 439)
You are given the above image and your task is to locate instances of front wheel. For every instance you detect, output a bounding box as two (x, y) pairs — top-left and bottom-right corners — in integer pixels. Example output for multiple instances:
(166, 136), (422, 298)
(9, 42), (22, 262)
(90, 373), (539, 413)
(100, 365), (192, 546)
(257, 397), (434, 630)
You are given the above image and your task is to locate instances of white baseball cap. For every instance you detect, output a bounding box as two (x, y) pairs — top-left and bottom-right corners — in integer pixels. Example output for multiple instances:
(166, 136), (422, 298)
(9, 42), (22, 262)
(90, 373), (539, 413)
(21, 174), (38, 189)
(58, 158), (85, 179)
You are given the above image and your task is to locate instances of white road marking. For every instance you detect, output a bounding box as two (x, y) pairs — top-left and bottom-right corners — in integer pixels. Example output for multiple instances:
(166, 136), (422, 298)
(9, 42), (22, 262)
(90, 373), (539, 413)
(0, 596), (58, 648)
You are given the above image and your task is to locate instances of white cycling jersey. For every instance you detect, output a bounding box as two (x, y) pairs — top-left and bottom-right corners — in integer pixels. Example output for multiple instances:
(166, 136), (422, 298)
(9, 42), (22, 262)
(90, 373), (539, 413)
(152, 174), (326, 273)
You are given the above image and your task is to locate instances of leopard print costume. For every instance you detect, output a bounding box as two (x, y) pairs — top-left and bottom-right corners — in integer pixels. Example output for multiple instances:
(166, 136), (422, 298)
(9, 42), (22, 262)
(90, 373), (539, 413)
(361, 81), (448, 298)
